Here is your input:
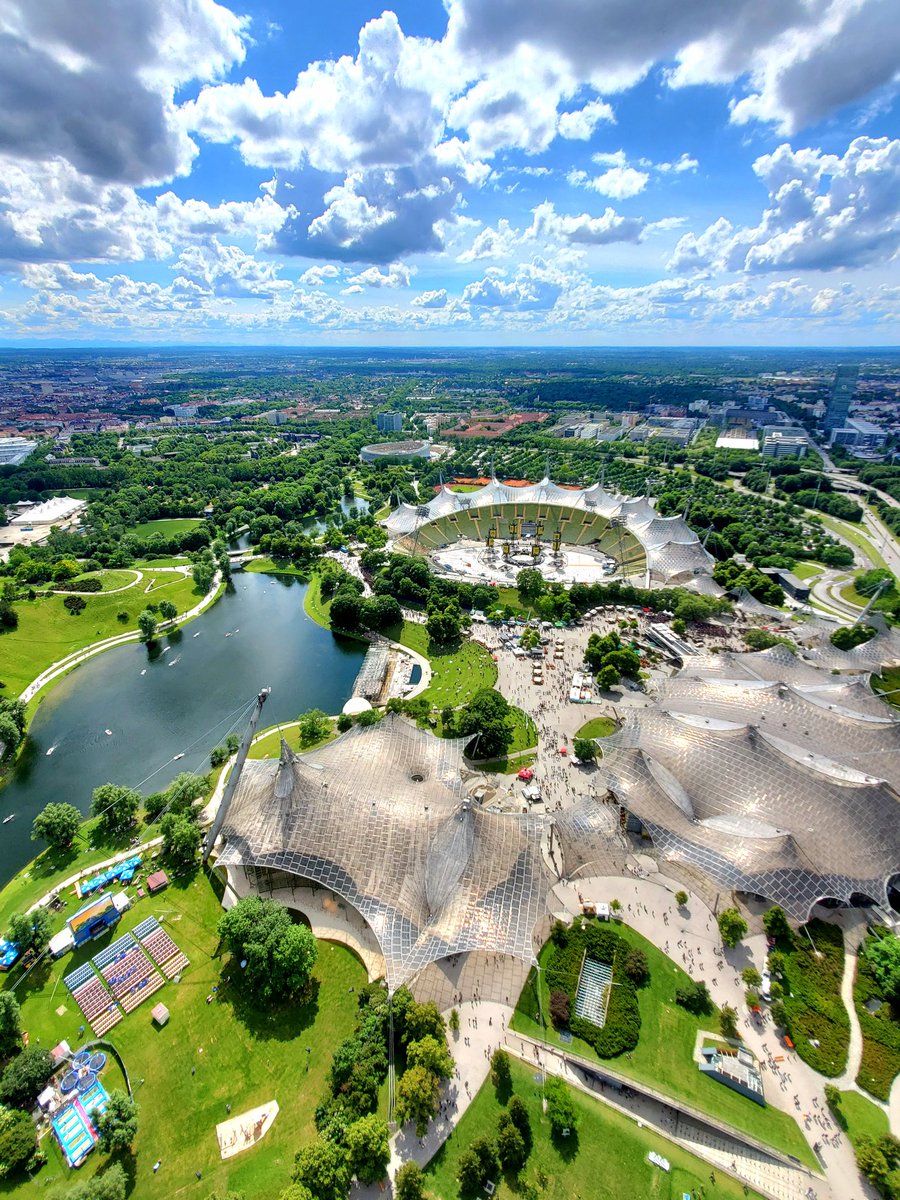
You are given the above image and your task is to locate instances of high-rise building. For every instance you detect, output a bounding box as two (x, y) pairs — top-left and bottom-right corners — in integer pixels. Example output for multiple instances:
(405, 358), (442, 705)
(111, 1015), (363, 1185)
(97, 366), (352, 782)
(824, 365), (857, 432)
(376, 411), (403, 433)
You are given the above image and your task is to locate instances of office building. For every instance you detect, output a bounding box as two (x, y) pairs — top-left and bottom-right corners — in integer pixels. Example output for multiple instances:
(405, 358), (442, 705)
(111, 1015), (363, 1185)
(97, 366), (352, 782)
(824, 365), (858, 432)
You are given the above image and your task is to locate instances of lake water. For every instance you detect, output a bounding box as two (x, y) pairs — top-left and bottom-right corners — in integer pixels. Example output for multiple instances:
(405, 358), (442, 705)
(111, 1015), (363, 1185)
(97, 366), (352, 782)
(0, 572), (365, 886)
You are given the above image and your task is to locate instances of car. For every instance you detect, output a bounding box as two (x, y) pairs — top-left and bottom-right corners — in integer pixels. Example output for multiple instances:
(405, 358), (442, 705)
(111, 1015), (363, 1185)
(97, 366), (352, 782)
(517, 768), (534, 781)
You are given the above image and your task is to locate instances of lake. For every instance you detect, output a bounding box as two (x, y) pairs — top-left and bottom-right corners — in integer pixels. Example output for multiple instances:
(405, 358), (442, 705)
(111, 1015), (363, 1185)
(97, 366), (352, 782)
(0, 571), (365, 885)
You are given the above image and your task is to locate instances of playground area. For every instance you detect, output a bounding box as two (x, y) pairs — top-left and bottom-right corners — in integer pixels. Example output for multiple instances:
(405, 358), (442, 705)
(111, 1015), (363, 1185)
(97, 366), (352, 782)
(45, 1049), (111, 1168)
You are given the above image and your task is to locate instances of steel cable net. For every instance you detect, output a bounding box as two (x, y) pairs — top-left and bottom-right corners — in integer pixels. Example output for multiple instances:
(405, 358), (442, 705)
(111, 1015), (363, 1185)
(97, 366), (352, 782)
(575, 658), (900, 918)
(217, 716), (553, 991)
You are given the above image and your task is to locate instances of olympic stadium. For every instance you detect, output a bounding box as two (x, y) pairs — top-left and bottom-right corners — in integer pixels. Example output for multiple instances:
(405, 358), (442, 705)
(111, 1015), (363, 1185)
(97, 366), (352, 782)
(213, 616), (900, 994)
(384, 476), (721, 593)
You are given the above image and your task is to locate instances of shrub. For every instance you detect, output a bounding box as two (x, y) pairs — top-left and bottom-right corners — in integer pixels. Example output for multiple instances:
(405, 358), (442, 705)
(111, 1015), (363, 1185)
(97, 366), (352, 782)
(549, 989), (570, 1028)
(674, 890), (688, 907)
(720, 1005), (739, 1039)
(622, 947), (649, 987)
(781, 920), (850, 1078)
(544, 1076), (579, 1135)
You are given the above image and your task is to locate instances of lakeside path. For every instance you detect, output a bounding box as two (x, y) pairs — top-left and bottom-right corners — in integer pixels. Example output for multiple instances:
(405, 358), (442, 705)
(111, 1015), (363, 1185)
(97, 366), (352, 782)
(18, 569), (223, 707)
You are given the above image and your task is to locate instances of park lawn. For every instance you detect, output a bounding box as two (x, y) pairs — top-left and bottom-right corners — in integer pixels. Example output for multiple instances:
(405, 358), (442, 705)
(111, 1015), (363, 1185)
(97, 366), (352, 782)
(817, 514), (888, 571)
(477, 752), (537, 774)
(510, 924), (816, 1168)
(0, 570), (202, 697)
(423, 1056), (766, 1200)
(302, 572), (332, 630)
(837, 1090), (889, 1148)
(840, 582), (868, 608)
(4, 870), (368, 1200)
(791, 561), (826, 581)
(394, 621), (497, 708)
(69, 569), (140, 593)
(250, 720), (338, 760)
(131, 517), (204, 540)
(576, 716), (617, 739)
(852, 931), (900, 1101)
(0, 817), (164, 936)
(245, 557), (310, 580)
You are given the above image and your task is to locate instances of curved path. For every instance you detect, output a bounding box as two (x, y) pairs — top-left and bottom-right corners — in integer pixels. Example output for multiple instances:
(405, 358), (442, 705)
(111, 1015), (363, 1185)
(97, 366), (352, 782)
(49, 568), (145, 596)
(19, 570), (222, 705)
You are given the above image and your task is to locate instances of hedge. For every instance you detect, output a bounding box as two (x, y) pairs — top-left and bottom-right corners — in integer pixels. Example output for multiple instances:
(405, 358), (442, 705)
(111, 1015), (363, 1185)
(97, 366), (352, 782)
(781, 920), (850, 1078)
(543, 919), (641, 1059)
(854, 933), (900, 1102)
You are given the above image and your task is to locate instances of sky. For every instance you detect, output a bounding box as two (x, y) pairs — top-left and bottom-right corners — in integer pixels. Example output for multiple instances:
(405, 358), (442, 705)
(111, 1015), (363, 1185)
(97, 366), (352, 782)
(0, 0), (898, 346)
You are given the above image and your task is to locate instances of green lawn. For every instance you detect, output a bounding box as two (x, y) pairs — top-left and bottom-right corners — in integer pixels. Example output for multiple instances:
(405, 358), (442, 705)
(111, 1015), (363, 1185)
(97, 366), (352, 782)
(302, 572), (333, 630)
(511, 923), (815, 1168)
(394, 620), (497, 707)
(576, 716), (617, 739)
(836, 1090), (889, 1147)
(817, 515), (888, 571)
(839, 582), (867, 608)
(0, 569), (203, 697)
(871, 665), (900, 709)
(245, 557), (310, 579)
(4, 870), (368, 1200)
(131, 517), (204, 540)
(68, 569), (139, 593)
(424, 1056), (766, 1200)
(250, 720), (338, 759)
(791, 561), (826, 581)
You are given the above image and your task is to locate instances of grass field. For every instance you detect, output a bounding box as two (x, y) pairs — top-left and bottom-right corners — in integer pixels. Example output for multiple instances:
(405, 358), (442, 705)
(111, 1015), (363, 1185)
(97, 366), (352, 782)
(510, 923), (815, 1167)
(132, 518), (203, 540)
(424, 1056), (766, 1200)
(245, 558), (309, 579)
(818, 514), (888, 571)
(791, 561), (826, 581)
(4, 870), (368, 1200)
(576, 716), (617, 739)
(302, 572), (333, 630)
(0, 569), (203, 697)
(871, 665), (900, 709)
(836, 1090), (889, 1148)
(68, 569), (140, 593)
(249, 720), (338, 759)
(394, 621), (497, 707)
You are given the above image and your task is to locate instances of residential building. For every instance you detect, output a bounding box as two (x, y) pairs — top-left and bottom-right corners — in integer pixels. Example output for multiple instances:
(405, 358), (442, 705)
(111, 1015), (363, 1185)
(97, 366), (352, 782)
(376, 411), (403, 433)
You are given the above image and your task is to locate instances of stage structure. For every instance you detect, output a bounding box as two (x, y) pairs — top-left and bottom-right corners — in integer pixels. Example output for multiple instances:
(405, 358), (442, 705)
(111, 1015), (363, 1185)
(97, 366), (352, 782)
(384, 475), (720, 592)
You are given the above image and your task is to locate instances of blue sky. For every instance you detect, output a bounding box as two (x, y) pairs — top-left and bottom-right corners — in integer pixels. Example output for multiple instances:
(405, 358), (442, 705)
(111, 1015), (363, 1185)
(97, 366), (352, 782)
(0, 0), (898, 344)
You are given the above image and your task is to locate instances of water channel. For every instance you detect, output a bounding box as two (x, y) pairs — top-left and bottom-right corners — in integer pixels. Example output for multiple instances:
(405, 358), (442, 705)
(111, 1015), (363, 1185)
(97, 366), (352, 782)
(0, 571), (365, 885)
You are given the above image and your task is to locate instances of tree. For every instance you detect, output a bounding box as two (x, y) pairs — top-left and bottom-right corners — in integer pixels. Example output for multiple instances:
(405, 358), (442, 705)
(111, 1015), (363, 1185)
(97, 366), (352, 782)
(720, 1004), (739, 1039)
(6, 909), (51, 955)
(768, 950), (787, 978)
(516, 568), (544, 603)
(549, 989), (570, 1028)
(490, 1048), (512, 1094)
(159, 599), (178, 621)
(831, 624), (876, 651)
(544, 1076), (579, 1135)
(507, 1095), (531, 1149)
(864, 935), (900, 1001)
(64, 1162), (128, 1200)
(622, 947), (649, 986)
(762, 906), (792, 943)
(137, 608), (158, 642)
(394, 1161), (425, 1200)
(674, 890), (689, 907)
(401, 1000), (445, 1045)
(448, 1008), (460, 1034)
(496, 1116), (527, 1172)
(278, 1187), (314, 1200)
(394, 1064), (440, 1136)
(192, 562), (215, 593)
(0, 994), (22, 1060)
(63, 594), (86, 615)
(292, 1140), (351, 1200)
(456, 688), (513, 760)
(596, 664), (620, 691)
(0, 715), (21, 759)
(218, 896), (318, 1003)
(425, 607), (461, 644)
(160, 812), (201, 871)
(330, 590), (362, 633)
(741, 967), (762, 988)
(90, 782), (141, 836)
(0, 1047), (53, 1109)
(344, 1113), (390, 1185)
(519, 627), (540, 652)
(855, 1133), (900, 1194)
(31, 802), (81, 849)
(675, 981), (713, 1016)
(572, 737), (596, 763)
(297, 709), (332, 747)
(717, 907), (748, 948)
(96, 1089), (138, 1154)
(457, 1137), (499, 1194)
(407, 1035), (454, 1080)
(336, 713), (353, 732)
(0, 1104), (36, 1178)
